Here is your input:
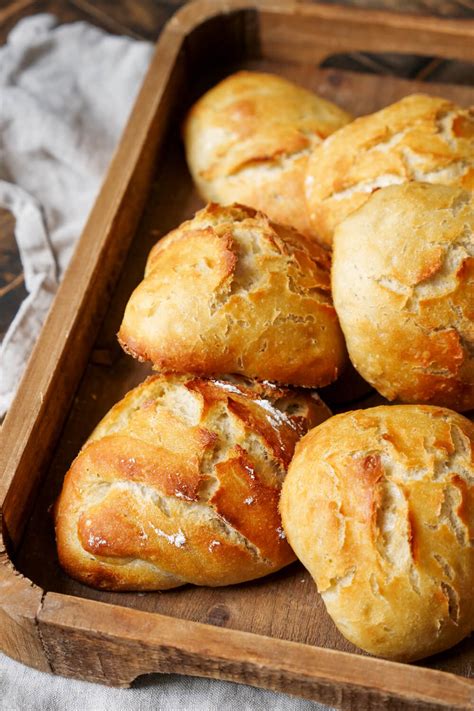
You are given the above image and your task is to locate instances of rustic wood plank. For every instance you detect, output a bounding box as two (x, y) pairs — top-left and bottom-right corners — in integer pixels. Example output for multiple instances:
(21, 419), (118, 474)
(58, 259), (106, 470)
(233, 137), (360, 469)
(257, 2), (474, 65)
(0, 0), (131, 44)
(0, 540), (49, 673)
(37, 593), (474, 708)
(319, 0), (474, 17)
(69, 0), (182, 40)
(322, 51), (431, 78)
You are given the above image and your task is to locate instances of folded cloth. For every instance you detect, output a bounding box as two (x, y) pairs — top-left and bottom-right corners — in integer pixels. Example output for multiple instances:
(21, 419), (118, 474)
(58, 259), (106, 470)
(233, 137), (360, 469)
(0, 13), (333, 711)
(0, 13), (154, 416)
(0, 653), (329, 711)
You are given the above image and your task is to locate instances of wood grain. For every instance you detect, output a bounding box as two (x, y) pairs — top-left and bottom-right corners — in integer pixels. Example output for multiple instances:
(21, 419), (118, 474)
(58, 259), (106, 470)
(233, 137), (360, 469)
(257, 2), (474, 65)
(0, 541), (49, 673)
(319, 0), (474, 16)
(1, 1), (474, 706)
(36, 593), (474, 708)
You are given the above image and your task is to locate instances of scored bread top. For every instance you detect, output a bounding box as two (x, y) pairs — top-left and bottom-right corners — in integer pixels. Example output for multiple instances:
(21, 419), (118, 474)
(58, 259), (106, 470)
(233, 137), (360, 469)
(332, 182), (474, 411)
(55, 374), (330, 591)
(119, 203), (347, 388)
(305, 94), (474, 246)
(183, 70), (352, 238)
(280, 405), (474, 662)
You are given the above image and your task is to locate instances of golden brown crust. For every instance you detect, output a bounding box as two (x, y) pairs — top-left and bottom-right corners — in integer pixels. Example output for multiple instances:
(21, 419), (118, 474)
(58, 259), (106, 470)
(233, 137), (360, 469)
(305, 94), (474, 246)
(118, 203), (347, 388)
(183, 70), (352, 239)
(280, 405), (474, 661)
(55, 374), (331, 591)
(332, 182), (474, 411)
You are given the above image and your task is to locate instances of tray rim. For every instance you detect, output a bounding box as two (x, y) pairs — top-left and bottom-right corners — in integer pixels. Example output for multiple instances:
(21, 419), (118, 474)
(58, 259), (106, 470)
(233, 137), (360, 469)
(1, 1), (474, 707)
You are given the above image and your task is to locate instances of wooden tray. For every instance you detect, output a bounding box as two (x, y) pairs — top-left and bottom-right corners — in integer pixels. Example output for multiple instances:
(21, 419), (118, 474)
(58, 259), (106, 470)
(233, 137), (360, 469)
(1, 2), (474, 708)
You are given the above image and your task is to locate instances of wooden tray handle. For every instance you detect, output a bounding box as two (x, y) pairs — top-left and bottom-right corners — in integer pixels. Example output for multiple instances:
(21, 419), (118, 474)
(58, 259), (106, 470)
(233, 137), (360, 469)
(35, 592), (474, 710)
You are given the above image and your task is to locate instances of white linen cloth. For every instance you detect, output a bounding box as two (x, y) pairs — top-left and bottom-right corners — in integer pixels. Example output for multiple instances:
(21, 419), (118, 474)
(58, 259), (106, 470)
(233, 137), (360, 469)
(0, 13), (332, 711)
(0, 654), (327, 711)
(0, 13), (153, 415)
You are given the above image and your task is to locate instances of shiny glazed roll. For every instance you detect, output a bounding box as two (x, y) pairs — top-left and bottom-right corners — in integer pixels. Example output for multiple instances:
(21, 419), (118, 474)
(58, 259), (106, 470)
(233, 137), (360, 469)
(332, 182), (474, 411)
(183, 70), (352, 239)
(55, 374), (330, 591)
(305, 94), (474, 246)
(280, 405), (474, 661)
(119, 203), (347, 388)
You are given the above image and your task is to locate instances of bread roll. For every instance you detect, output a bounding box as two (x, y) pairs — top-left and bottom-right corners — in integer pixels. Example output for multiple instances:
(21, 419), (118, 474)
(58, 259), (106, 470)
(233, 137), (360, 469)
(332, 183), (474, 411)
(280, 405), (474, 661)
(119, 203), (347, 388)
(183, 70), (352, 239)
(55, 374), (330, 591)
(305, 94), (474, 246)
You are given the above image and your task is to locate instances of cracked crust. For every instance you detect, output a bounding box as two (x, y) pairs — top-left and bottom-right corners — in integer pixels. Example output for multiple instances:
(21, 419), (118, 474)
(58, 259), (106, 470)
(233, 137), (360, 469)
(118, 203), (347, 388)
(183, 71), (352, 239)
(55, 374), (331, 591)
(280, 405), (474, 661)
(332, 182), (474, 411)
(305, 94), (474, 246)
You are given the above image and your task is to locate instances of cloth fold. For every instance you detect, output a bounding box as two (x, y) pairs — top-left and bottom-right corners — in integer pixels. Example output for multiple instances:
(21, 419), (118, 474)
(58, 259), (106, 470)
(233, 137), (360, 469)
(0, 12), (331, 711)
(0, 653), (326, 711)
(0, 13), (153, 415)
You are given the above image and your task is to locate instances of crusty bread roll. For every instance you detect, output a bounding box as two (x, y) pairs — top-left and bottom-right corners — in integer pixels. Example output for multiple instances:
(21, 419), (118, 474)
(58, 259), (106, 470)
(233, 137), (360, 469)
(183, 70), (352, 239)
(332, 183), (474, 411)
(119, 203), (347, 388)
(55, 374), (330, 591)
(305, 94), (474, 246)
(280, 405), (474, 661)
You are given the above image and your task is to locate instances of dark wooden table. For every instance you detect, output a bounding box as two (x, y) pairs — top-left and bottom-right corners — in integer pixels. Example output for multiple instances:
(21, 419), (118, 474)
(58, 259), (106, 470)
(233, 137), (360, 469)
(0, 0), (473, 345)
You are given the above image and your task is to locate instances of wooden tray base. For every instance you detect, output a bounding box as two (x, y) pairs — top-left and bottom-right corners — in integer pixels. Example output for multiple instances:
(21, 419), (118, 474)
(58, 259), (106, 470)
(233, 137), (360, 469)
(2, 3), (474, 707)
